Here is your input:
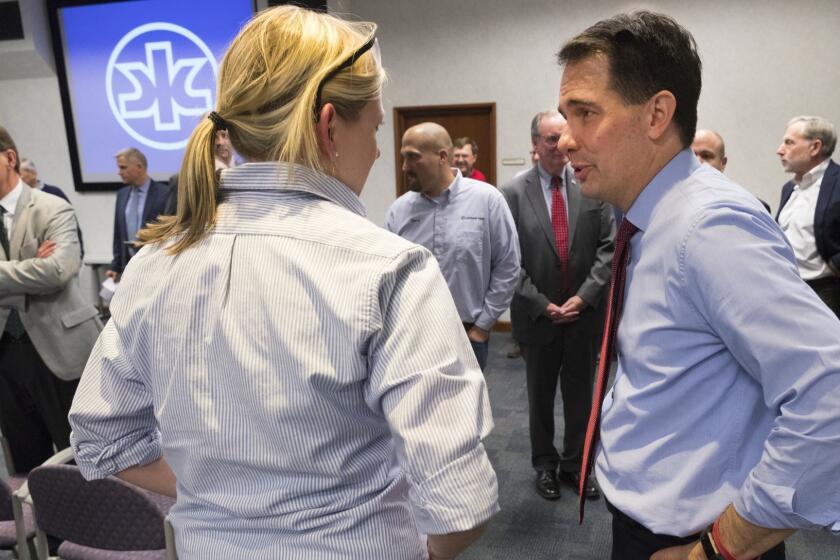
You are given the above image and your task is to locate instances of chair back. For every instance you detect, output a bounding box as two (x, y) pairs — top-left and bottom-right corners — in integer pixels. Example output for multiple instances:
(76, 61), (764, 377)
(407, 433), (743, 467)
(27, 464), (169, 551)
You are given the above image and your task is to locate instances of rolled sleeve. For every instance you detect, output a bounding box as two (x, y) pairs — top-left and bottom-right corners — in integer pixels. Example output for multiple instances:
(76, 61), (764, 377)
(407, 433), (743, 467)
(366, 246), (500, 534)
(69, 319), (161, 481)
(684, 207), (840, 532)
(409, 444), (499, 534)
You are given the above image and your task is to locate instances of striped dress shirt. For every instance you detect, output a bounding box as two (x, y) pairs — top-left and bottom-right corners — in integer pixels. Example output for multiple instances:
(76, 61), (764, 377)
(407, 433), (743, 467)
(69, 162), (499, 559)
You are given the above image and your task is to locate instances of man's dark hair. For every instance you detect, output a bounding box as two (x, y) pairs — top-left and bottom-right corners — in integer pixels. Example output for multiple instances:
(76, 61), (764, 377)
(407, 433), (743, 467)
(557, 11), (702, 147)
(453, 136), (479, 156)
(0, 126), (20, 174)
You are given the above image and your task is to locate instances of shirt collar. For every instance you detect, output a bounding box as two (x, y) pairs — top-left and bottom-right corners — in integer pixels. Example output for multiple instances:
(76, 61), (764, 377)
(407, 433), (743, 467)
(421, 169), (462, 203)
(134, 178), (151, 193)
(0, 179), (25, 217)
(794, 159), (830, 190)
(536, 162), (565, 190)
(218, 162), (367, 217)
(626, 148), (699, 233)
(448, 168), (464, 197)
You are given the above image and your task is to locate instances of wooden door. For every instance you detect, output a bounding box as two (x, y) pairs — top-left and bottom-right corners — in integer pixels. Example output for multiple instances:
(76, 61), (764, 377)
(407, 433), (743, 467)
(393, 103), (496, 196)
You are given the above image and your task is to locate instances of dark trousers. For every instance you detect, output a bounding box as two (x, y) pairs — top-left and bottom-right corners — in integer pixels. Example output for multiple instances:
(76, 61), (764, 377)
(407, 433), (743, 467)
(0, 335), (78, 473)
(608, 501), (786, 560)
(806, 276), (840, 318)
(521, 320), (596, 473)
(469, 339), (489, 371)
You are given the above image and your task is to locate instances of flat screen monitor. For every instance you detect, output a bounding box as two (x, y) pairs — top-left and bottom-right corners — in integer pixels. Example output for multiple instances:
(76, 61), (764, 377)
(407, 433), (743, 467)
(49, 0), (254, 191)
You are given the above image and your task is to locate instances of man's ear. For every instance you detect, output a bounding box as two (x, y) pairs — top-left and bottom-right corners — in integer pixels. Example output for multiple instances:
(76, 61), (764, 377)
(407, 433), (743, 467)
(316, 103), (338, 158)
(646, 90), (677, 141)
(5, 150), (17, 170)
(809, 139), (823, 159)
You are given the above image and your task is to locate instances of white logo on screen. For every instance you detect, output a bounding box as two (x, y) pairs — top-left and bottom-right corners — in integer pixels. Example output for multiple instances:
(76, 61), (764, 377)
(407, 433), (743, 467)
(106, 22), (218, 150)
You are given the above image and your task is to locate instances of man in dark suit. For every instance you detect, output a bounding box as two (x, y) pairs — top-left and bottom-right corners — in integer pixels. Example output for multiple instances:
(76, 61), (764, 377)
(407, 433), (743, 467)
(107, 148), (171, 281)
(501, 111), (615, 501)
(776, 115), (840, 316)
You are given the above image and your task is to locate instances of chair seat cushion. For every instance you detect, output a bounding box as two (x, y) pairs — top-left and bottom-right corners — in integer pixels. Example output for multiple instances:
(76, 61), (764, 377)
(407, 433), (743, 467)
(58, 541), (167, 560)
(0, 503), (34, 546)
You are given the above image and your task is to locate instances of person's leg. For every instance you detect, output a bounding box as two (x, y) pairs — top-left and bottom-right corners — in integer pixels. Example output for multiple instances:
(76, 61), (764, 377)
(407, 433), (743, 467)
(469, 339), (489, 371)
(0, 339), (56, 472)
(27, 341), (78, 451)
(522, 337), (564, 470)
(557, 319), (596, 474)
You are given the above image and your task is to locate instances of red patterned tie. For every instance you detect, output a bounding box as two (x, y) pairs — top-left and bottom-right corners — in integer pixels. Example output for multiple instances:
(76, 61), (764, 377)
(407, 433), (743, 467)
(578, 218), (639, 522)
(551, 176), (569, 294)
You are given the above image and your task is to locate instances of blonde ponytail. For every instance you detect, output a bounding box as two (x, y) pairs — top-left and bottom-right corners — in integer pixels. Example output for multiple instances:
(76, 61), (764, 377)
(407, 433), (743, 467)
(137, 5), (385, 254)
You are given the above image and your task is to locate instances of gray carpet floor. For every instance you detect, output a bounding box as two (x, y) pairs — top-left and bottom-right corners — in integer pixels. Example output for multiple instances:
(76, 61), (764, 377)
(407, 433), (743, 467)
(463, 332), (839, 560)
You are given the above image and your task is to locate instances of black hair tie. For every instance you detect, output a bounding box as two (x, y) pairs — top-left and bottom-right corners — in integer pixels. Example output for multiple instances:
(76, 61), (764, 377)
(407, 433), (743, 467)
(207, 111), (228, 131)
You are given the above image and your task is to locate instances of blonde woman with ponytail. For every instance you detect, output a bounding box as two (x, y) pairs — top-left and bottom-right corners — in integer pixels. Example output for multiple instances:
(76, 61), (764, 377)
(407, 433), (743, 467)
(69, 6), (498, 559)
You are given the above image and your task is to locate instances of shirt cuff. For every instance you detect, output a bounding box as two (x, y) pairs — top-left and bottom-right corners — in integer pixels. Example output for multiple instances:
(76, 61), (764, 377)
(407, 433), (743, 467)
(408, 443), (500, 535)
(71, 430), (162, 481)
(735, 476), (840, 534)
(474, 313), (496, 332)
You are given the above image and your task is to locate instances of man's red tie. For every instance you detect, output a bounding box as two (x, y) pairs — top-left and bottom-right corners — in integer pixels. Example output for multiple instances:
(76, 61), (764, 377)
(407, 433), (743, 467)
(578, 218), (638, 522)
(551, 176), (569, 294)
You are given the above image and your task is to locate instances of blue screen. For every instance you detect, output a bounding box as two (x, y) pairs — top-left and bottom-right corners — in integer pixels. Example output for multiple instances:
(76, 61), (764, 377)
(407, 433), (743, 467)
(59, 0), (253, 183)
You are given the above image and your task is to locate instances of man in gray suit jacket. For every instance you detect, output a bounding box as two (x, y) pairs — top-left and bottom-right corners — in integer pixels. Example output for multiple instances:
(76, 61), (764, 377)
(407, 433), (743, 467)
(501, 112), (615, 501)
(0, 126), (101, 472)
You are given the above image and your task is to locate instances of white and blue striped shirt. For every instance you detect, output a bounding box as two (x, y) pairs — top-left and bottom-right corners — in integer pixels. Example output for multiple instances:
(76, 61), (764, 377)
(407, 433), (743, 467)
(70, 162), (499, 559)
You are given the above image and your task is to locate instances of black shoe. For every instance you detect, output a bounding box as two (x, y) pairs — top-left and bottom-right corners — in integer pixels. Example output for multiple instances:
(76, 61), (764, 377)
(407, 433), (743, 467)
(535, 469), (560, 500)
(557, 470), (600, 501)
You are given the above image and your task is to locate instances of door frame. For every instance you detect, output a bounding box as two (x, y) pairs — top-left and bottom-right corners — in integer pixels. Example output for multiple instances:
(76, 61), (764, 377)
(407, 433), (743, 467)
(392, 102), (496, 196)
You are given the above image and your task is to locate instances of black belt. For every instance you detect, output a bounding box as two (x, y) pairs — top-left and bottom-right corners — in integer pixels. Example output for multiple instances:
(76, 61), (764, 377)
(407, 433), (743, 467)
(462, 322), (474, 332)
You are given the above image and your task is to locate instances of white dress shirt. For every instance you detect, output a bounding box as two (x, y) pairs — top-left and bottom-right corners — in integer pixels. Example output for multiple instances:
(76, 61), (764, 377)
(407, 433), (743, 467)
(535, 162), (569, 221)
(778, 159), (832, 279)
(0, 180), (24, 237)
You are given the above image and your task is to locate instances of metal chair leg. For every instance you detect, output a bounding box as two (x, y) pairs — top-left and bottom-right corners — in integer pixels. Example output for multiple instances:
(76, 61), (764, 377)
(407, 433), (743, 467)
(164, 516), (178, 560)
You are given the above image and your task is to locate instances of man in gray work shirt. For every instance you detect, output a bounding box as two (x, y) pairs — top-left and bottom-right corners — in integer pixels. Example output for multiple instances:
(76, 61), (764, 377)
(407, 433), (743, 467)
(386, 122), (520, 370)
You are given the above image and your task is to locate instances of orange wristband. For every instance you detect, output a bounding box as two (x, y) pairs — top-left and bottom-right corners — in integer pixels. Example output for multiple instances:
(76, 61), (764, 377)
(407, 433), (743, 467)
(711, 517), (761, 560)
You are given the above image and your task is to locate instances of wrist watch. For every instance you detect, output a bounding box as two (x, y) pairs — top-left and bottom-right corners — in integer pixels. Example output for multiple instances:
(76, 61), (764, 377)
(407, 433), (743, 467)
(700, 531), (726, 560)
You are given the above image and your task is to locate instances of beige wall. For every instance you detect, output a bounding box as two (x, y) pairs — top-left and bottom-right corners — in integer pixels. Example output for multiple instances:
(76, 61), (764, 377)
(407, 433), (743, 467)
(2, 0), (839, 263)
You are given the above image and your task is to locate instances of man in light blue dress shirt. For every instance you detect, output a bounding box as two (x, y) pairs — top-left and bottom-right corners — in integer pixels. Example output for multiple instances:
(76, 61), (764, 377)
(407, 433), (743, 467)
(557, 11), (840, 560)
(386, 123), (520, 370)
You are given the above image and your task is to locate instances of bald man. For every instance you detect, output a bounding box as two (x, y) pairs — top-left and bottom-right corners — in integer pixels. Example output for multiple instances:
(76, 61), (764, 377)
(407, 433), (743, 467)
(692, 129), (728, 172)
(386, 123), (520, 370)
(693, 129), (771, 213)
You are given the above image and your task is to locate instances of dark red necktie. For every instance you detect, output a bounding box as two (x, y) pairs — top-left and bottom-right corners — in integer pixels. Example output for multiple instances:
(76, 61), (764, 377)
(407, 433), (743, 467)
(551, 176), (569, 293)
(578, 218), (639, 522)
